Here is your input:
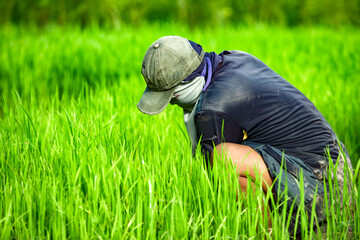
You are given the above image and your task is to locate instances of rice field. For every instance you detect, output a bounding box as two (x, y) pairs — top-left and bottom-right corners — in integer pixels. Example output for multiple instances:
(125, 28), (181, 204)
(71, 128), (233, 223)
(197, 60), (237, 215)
(0, 24), (359, 239)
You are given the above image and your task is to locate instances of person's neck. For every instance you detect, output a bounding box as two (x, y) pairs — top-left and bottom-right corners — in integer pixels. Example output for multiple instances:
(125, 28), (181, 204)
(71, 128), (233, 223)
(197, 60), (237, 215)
(180, 102), (196, 113)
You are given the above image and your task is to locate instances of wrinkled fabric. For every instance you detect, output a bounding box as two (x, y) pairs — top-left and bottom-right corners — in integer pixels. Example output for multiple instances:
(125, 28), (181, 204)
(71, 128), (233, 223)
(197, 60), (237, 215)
(243, 141), (325, 235)
(193, 50), (353, 233)
(170, 76), (205, 112)
(243, 141), (353, 235)
(195, 50), (349, 167)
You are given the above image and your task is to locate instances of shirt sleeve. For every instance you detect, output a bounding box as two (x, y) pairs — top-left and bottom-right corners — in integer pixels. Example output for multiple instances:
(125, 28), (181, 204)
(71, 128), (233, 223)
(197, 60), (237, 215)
(194, 110), (244, 161)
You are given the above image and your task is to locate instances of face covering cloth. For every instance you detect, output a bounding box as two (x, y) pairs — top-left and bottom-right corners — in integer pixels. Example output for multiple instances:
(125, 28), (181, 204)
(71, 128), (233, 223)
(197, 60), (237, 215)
(170, 75), (205, 112)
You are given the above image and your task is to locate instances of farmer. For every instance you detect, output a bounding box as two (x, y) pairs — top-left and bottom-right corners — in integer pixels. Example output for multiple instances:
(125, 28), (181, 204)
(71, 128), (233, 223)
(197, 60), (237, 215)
(137, 36), (352, 232)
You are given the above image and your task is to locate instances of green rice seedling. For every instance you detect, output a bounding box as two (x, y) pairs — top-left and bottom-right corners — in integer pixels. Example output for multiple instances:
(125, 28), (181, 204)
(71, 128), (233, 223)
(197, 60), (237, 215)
(0, 24), (359, 239)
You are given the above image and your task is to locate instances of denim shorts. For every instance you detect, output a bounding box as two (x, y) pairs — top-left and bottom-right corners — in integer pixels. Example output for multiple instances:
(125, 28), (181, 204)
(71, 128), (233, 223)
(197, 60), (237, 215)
(242, 141), (327, 233)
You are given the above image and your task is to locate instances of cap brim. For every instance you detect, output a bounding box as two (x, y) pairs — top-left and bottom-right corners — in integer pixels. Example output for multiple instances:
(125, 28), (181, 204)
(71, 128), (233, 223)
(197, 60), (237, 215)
(137, 87), (175, 115)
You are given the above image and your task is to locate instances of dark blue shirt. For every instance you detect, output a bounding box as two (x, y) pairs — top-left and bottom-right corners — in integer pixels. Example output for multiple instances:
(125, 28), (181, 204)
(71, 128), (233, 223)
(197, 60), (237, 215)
(195, 50), (345, 171)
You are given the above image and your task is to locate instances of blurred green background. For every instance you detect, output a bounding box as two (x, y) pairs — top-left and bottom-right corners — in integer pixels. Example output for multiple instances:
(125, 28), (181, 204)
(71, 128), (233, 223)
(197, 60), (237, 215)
(1, 0), (360, 27)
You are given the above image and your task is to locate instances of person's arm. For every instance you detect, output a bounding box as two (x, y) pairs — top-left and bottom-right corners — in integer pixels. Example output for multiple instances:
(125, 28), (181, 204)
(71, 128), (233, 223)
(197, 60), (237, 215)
(195, 110), (244, 163)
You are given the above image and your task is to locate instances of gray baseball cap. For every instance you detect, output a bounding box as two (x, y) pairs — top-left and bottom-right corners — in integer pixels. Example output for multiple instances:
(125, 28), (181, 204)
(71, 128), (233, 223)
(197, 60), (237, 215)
(137, 36), (204, 115)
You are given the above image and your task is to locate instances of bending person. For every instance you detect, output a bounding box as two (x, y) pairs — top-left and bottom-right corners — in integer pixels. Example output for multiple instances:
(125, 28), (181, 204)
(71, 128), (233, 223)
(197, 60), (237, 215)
(137, 36), (352, 234)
